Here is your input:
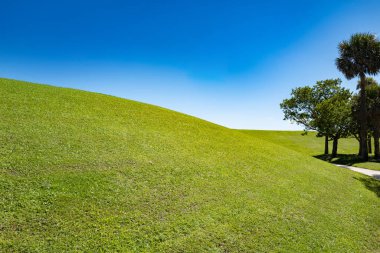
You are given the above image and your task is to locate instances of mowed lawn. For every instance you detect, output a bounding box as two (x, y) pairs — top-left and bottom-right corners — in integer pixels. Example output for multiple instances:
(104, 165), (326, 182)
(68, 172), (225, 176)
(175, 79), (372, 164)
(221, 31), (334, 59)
(241, 130), (380, 171)
(0, 78), (379, 252)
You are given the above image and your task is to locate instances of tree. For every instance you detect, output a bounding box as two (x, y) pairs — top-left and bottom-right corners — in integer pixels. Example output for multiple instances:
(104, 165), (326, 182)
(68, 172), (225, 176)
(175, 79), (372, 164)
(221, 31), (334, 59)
(336, 33), (380, 161)
(350, 94), (362, 155)
(351, 78), (380, 157)
(280, 86), (315, 129)
(365, 78), (380, 159)
(280, 79), (349, 155)
(313, 89), (352, 157)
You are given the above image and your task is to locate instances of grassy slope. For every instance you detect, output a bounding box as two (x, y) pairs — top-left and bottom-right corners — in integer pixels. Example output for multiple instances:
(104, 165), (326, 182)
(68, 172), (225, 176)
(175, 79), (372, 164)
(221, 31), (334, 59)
(241, 130), (380, 171)
(0, 78), (379, 252)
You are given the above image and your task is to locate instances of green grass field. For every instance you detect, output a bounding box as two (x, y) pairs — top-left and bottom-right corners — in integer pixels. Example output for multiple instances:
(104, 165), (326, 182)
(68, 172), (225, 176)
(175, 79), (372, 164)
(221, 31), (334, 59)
(241, 130), (380, 171)
(1, 78), (379, 252)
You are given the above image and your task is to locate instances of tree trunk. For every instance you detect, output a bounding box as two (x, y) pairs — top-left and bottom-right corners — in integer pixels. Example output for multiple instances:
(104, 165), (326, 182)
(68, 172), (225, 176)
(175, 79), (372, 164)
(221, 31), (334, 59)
(324, 135), (329, 155)
(359, 73), (368, 161)
(368, 135), (372, 153)
(332, 137), (338, 158)
(374, 129), (380, 160)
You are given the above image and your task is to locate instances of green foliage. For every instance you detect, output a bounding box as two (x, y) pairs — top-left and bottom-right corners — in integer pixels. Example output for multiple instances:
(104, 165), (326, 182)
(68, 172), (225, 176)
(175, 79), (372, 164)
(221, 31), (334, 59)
(280, 86), (315, 128)
(366, 78), (380, 113)
(336, 33), (380, 80)
(356, 76), (379, 89)
(351, 78), (380, 130)
(1, 79), (379, 252)
(281, 79), (352, 139)
(351, 78), (380, 147)
(313, 88), (352, 139)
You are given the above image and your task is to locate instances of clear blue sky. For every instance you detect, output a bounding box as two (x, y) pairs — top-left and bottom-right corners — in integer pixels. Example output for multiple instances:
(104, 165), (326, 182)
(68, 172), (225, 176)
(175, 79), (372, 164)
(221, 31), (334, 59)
(1, 0), (380, 129)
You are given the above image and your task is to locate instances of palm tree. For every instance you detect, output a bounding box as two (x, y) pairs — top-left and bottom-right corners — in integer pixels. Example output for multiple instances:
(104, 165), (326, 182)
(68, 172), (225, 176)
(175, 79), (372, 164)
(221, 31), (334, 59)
(336, 33), (380, 161)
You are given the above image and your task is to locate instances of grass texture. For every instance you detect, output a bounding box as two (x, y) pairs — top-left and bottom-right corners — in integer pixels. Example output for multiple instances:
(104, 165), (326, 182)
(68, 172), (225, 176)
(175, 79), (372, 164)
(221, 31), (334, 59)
(1, 78), (379, 252)
(241, 130), (380, 171)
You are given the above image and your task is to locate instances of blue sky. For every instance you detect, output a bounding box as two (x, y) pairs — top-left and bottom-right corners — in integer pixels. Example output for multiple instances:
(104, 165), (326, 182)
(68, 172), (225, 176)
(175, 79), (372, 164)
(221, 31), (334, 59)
(1, 0), (380, 129)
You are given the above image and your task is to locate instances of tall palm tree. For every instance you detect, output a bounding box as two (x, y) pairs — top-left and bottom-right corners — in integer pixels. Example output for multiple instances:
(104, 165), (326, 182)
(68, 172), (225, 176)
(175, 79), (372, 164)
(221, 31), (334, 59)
(336, 33), (380, 161)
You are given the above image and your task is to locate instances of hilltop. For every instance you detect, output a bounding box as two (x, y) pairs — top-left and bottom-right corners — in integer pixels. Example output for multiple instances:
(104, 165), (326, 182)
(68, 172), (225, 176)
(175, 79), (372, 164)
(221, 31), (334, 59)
(0, 78), (379, 252)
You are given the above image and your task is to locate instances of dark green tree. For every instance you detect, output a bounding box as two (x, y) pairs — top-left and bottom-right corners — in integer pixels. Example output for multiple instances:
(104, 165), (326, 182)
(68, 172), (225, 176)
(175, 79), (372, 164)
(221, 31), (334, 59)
(336, 33), (380, 161)
(313, 89), (352, 157)
(350, 94), (362, 155)
(351, 78), (380, 157)
(365, 78), (380, 159)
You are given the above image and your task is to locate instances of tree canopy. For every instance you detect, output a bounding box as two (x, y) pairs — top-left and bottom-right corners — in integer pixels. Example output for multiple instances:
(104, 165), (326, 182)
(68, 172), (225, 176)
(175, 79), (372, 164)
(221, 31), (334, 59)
(281, 79), (352, 156)
(336, 33), (380, 80)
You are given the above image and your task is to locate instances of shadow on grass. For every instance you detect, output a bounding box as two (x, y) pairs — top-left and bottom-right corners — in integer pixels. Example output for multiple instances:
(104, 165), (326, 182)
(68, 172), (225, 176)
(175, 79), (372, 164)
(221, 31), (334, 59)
(313, 154), (380, 197)
(354, 176), (380, 197)
(313, 154), (380, 166)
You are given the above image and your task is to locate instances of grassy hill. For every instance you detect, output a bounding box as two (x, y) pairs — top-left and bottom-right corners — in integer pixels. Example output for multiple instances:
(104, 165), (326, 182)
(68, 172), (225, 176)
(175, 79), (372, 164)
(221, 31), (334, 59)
(241, 130), (380, 171)
(1, 78), (379, 252)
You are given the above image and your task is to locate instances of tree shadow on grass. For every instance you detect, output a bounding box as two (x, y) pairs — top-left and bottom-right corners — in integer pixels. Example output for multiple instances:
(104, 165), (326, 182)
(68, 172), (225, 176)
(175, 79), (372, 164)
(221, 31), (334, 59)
(313, 154), (380, 166)
(314, 154), (380, 197)
(353, 176), (380, 198)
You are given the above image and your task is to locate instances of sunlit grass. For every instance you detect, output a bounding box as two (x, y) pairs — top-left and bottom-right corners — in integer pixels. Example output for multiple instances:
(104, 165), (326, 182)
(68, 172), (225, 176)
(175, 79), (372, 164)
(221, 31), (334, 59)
(1, 78), (379, 252)
(241, 130), (380, 171)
